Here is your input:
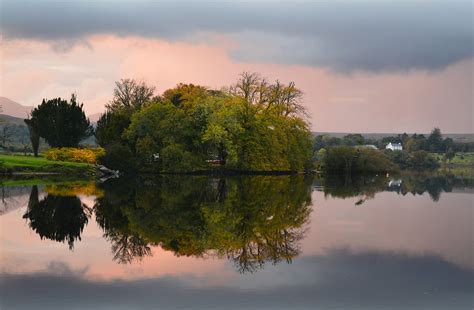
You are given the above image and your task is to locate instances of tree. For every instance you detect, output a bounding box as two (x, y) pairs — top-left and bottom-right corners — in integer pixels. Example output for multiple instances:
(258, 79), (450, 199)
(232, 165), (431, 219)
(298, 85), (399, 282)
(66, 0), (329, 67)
(95, 110), (132, 147)
(27, 94), (92, 148)
(445, 148), (455, 164)
(97, 73), (313, 173)
(106, 79), (155, 112)
(24, 118), (40, 157)
(427, 128), (444, 152)
(229, 72), (306, 118)
(342, 134), (365, 146)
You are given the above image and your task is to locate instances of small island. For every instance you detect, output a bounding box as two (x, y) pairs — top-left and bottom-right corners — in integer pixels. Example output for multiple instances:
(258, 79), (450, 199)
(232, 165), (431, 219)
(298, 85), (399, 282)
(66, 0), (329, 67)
(1, 73), (473, 178)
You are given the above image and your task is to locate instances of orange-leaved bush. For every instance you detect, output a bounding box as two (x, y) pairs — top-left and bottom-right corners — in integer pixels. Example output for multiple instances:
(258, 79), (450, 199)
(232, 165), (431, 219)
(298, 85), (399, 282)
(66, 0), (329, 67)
(45, 147), (105, 164)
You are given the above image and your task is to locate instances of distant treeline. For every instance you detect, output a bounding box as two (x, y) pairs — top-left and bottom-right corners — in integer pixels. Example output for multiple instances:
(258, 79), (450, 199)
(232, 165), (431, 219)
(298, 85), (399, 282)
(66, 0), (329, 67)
(312, 128), (467, 174)
(313, 128), (474, 153)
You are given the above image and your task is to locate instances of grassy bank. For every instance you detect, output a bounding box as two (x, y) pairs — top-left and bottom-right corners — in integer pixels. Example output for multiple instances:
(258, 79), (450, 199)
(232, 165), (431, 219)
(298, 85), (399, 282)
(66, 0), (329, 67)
(0, 154), (95, 176)
(434, 152), (474, 174)
(440, 152), (474, 166)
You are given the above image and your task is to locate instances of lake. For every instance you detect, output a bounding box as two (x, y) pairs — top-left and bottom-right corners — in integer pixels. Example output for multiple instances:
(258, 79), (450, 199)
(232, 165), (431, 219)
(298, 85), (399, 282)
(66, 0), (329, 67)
(1, 174), (473, 309)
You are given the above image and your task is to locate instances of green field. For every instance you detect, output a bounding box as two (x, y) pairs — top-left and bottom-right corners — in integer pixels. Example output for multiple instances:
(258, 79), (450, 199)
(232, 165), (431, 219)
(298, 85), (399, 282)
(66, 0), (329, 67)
(434, 152), (474, 166)
(0, 154), (93, 175)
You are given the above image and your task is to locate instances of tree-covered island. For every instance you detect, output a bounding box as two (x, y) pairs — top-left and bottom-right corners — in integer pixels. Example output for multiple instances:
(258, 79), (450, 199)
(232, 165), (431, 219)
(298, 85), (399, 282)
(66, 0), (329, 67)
(24, 73), (314, 174)
(12, 72), (472, 177)
(95, 73), (314, 173)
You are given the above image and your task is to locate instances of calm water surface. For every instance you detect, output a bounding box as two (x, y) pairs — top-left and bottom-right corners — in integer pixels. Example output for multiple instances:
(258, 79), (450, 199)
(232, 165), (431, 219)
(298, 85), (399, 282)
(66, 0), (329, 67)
(1, 174), (473, 309)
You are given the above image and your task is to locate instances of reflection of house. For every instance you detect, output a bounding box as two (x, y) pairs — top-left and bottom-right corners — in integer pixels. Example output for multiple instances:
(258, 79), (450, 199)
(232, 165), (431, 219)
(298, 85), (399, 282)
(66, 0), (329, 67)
(385, 142), (402, 151)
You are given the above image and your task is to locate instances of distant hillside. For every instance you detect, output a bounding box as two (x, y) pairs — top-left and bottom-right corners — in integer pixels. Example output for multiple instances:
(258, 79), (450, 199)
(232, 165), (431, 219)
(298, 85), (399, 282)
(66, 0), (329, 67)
(0, 97), (32, 119)
(0, 97), (100, 122)
(313, 132), (474, 143)
(0, 114), (97, 151)
(0, 114), (25, 125)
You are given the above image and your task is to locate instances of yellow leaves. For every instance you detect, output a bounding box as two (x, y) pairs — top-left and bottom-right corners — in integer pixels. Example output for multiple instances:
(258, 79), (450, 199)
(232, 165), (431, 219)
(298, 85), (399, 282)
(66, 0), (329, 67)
(45, 147), (105, 164)
(45, 182), (104, 197)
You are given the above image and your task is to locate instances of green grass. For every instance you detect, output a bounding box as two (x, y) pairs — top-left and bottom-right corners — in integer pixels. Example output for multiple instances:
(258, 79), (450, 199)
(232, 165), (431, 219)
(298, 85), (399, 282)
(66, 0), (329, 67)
(0, 154), (89, 168)
(435, 152), (474, 167)
(0, 154), (94, 175)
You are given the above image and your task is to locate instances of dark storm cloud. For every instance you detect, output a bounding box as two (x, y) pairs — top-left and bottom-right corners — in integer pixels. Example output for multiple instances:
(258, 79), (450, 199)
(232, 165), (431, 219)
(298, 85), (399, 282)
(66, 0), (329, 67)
(1, 0), (473, 72)
(1, 248), (473, 310)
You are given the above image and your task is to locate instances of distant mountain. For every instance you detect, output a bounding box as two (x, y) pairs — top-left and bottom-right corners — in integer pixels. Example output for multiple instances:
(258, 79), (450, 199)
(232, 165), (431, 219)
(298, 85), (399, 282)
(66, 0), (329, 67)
(0, 97), (32, 119)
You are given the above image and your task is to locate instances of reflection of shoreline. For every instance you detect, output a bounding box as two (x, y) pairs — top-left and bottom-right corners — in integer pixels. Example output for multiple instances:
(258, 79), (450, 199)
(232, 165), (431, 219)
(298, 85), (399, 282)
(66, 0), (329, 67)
(94, 175), (313, 273)
(1, 174), (472, 278)
(307, 189), (474, 270)
(6, 176), (313, 273)
(317, 173), (474, 203)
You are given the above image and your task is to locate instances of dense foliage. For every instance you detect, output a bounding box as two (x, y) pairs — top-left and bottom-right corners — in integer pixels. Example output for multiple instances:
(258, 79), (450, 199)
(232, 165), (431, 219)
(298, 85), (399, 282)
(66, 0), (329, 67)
(313, 128), (465, 173)
(323, 146), (397, 174)
(387, 150), (439, 171)
(95, 110), (131, 147)
(97, 74), (314, 173)
(98, 143), (137, 173)
(25, 94), (93, 151)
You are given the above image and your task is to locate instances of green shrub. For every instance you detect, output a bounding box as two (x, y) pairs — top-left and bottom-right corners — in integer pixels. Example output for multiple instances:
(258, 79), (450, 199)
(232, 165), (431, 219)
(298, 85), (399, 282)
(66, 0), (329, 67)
(98, 144), (137, 173)
(324, 146), (397, 174)
(160, 144), (197, 172)
(387, 150), (439, 171)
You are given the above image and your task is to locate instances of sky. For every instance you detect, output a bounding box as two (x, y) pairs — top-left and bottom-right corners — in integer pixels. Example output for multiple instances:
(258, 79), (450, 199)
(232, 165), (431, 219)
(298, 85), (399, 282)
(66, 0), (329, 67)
(0, 0), (472, 133)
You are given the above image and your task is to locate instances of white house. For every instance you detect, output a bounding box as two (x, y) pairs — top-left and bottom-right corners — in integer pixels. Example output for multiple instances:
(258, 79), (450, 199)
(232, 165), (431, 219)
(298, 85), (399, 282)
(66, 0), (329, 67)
(385, 142), (402, 151)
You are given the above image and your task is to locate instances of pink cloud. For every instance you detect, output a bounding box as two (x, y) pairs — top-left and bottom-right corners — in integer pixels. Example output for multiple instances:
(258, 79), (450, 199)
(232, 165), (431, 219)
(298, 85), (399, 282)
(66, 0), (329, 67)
(1, 35), (472, 133)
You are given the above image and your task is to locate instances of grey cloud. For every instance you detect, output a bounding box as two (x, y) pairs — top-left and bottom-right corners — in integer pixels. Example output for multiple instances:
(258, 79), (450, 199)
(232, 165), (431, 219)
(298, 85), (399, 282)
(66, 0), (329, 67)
(1, 0), (473, 72)
(1, 248), (473, 309)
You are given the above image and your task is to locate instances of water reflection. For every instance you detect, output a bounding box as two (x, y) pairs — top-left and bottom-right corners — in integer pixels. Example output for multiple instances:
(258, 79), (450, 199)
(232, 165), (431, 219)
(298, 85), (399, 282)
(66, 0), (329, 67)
(95, 176), (313, 273)
(1, 173), (472, 309)
(7, 173), (474, 271)
(1, 248), (472, 310)
(23, 186), (91, 249)
(320, 173), (474, 204)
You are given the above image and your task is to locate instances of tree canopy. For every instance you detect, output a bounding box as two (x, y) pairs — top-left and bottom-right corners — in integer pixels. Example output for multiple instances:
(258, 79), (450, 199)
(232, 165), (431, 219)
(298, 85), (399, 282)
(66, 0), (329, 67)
(26, 94), (92, 148)
(98, 73), (314, 173)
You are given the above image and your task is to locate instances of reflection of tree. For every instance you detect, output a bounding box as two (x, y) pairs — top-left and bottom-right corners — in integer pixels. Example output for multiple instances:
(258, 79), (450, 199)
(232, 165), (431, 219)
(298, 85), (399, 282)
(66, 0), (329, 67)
(94, 181), (152, 264)
(320, 173), (474, 203)
(206, 176), (311, 273)
(322, 174), (387, 205)
(94, 175), (313, 273)
(23, 186), (91, 249)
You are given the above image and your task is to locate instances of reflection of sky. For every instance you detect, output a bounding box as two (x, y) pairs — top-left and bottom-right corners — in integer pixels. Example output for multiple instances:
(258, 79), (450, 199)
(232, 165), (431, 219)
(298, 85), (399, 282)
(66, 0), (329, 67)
(1, 188), (473, 309)
(1, 250), (472, 309)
